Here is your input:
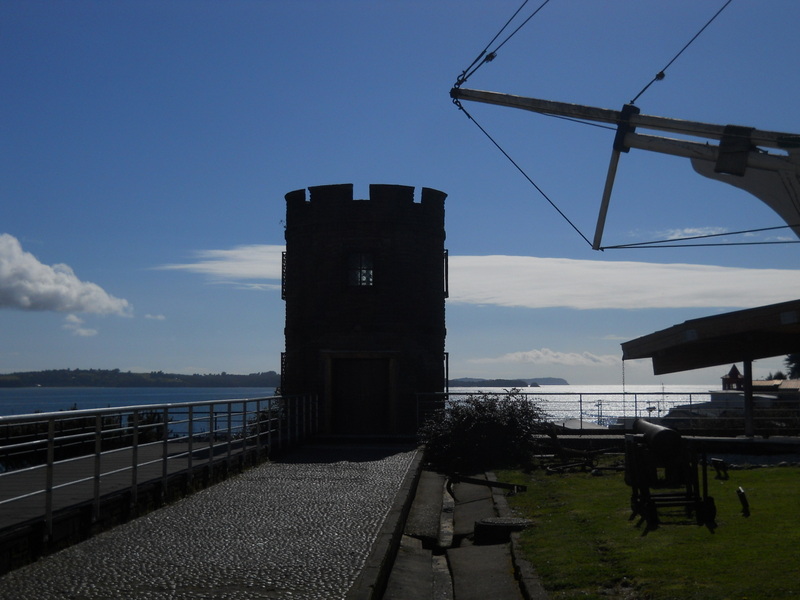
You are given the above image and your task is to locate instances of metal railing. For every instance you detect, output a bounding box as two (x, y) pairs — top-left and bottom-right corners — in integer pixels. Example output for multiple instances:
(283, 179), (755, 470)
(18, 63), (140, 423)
(417, 390), (800, 436)
(0, 394), (318, 540)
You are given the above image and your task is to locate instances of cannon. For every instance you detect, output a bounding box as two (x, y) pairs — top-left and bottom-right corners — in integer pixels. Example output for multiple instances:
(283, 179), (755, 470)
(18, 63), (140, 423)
(625, 419), (715, 529)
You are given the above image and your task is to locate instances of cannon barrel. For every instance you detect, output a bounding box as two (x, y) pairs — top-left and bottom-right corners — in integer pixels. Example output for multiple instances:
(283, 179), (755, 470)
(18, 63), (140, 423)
(633, 419), (682, 455)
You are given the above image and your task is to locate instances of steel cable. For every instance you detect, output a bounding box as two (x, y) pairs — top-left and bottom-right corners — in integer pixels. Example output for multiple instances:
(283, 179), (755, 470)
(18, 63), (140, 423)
(454, 0), (552, 88)
(630, 0), (734, 104)
(454, 102), (594, 248)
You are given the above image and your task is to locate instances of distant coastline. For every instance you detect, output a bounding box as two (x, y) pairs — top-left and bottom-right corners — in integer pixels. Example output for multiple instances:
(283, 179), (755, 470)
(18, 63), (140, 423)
(448, 377), (568, 388)
(0, 369), (566, 390)
(0, 369), (280, 388)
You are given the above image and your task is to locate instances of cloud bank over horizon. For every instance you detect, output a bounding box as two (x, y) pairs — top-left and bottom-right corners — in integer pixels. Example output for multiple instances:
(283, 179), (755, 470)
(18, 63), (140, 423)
(158, 245), (285, 283)
(0, 234), (131, 316)
(447, 255), (800, 310)
(469, 347), (621, 368)
(159, 244), (800, 311)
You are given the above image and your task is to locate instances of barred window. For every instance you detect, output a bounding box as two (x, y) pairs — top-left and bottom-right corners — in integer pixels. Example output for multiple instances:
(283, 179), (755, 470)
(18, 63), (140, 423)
(348, 253), (374, 287)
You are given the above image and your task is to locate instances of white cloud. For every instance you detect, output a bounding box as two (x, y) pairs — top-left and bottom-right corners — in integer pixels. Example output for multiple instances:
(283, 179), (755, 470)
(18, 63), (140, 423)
(448, 255), (800, 310)
(470, 347), (620, 367)
(156, 244), (800, 311)
(158, 245), (284, 281)
(0, 234), (132, 315)
(657, 227), (728, 241)
(233, 282), (282, 292)
(145, 314), (166, 320)
(63, 314), (98, 337)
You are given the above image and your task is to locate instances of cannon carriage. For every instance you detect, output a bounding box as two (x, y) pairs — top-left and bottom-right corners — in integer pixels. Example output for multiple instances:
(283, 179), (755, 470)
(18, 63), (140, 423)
(625, 419), (716, 529)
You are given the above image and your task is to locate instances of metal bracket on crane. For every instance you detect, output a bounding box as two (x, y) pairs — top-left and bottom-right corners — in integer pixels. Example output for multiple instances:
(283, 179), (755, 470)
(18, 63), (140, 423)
(715, 125), (755, 176)
(613, 104), (640, 153)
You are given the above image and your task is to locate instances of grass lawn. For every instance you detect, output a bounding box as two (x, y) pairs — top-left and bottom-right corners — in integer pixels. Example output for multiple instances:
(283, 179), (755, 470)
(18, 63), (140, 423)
(498, 459), (800, 600)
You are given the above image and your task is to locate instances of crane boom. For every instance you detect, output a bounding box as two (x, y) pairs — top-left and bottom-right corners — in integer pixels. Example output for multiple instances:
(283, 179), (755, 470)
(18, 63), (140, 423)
(450, 87), (800, 247)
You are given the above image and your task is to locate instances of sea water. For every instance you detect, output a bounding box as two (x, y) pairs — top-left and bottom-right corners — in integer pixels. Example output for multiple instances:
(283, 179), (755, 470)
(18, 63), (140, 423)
(445, 384), (716, 424)
(0, 384), (715, 424)
(0, 387), (276, 417)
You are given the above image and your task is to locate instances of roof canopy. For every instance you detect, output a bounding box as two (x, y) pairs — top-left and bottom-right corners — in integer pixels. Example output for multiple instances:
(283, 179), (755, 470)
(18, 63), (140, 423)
(621, 299), (800, 375)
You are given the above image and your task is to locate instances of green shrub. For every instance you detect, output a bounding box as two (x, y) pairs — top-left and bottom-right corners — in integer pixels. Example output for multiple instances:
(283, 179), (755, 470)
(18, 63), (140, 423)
(418, 389), (550, 473)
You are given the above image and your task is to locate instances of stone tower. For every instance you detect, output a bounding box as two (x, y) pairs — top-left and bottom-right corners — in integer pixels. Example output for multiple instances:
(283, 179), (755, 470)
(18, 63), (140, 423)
(281, 184), (447, 435)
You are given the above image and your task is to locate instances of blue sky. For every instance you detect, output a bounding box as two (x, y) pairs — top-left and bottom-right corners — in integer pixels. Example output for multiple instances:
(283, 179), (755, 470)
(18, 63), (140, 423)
(2, 1), (799, 385)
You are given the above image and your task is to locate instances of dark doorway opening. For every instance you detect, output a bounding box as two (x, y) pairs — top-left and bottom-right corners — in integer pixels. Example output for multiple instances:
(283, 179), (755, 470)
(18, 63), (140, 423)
(331, 357), (392, 434)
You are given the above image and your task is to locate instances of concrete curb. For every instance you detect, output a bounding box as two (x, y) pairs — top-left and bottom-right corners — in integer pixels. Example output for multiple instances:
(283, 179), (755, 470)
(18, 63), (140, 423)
(487, 473), (550, 600)
(346, 448), (424, 600)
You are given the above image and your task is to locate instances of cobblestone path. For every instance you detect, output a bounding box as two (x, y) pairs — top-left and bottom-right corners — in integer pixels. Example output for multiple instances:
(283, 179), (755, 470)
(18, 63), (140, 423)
(0, 445), (417, 600)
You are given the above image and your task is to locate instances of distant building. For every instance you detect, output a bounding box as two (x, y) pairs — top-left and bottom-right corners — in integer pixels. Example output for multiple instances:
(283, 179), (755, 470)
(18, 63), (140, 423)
(281, 184), (448, 435)
(721, 364), (743, 390)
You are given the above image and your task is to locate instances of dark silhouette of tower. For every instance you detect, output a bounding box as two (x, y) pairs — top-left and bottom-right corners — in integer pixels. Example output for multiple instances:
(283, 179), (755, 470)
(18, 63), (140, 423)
(281, 184), (447, 435)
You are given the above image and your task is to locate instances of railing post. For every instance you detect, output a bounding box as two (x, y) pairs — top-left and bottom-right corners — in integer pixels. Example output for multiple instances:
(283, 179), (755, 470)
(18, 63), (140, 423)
(131, 410), (139, 511)
(295, 397), (300, 442)
(208, 404), (215, 470)
(292, 396), (302, 446)
(255, 398), (262, 456)
(298, 396), (303, 441)
(188, 405), (194, 483)
(277, 397), (289, 450)
(93, 414), (102, 523)
(227, 402), (233, 463)
(239, 401), (246, 463)
(308, 394), (313, 437)
(267, 397), (273, 454)
(286, 396), (290, 447)
(303, 395), (309, 440)
(294, 397), (298, 442)
(45, 418), (55, 542)
(161, 407), (169, 503)
(312, 394), (318, 435)
(287, 398), (293, 446)
(300, 394), (308, 441)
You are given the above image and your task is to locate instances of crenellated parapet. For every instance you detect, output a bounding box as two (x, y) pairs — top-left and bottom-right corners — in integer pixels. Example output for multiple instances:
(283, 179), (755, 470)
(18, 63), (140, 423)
(285, 184), (446, 239)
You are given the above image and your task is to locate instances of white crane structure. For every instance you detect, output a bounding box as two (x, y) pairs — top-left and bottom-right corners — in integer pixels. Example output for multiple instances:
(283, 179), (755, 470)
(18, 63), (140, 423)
(450, 87), (800, 249)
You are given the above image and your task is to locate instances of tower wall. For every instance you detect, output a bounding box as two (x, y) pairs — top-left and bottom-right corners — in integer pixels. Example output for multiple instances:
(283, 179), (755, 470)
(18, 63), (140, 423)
(282, 184), (447, 435)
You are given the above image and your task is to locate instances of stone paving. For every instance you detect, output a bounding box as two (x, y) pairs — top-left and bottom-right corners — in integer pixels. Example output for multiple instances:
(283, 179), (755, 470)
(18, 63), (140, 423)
(0, 444), (417, 600)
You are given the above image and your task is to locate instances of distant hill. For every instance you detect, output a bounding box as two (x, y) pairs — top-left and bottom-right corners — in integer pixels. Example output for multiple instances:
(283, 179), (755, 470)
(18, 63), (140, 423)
(448, 378), (529, 388)
(448, 377), (569, 388)
(1, 369), (565, 390)
(0, 369), (281, 388)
